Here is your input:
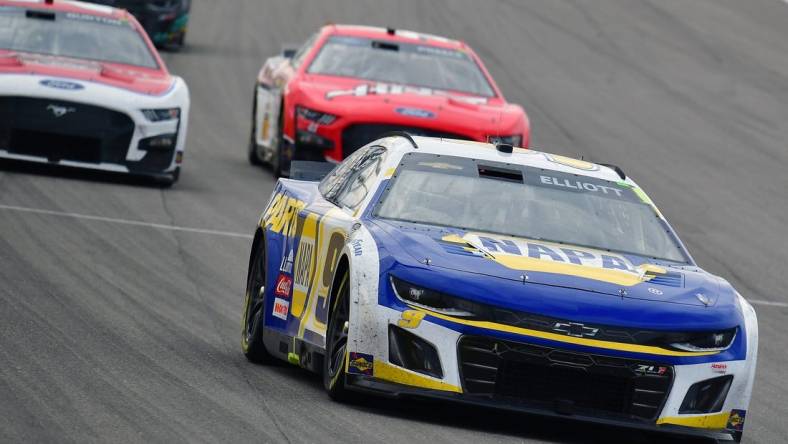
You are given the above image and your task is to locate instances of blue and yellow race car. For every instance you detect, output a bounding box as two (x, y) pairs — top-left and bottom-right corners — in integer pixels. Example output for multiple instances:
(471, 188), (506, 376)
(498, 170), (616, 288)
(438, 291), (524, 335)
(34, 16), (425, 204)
(242, 134), (757, 442)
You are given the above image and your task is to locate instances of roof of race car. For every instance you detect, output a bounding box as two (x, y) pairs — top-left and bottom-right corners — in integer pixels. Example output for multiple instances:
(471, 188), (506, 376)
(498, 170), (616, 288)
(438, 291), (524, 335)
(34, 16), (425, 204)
(323, 24), (467, 50)
(0, 0), (125, 17)
(391, 135), (632, 185)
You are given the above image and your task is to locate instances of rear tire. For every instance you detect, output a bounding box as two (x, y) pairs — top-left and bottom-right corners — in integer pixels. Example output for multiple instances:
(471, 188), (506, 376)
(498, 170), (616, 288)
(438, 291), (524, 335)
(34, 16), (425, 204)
(242, 238), (275, 364)
(323, 270), (354, 401)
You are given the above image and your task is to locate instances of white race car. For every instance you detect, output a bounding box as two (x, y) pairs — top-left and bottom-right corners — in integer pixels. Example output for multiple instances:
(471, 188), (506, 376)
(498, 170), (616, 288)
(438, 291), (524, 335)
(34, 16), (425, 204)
(0, 0), (189, 185)
(244, 134), (757, 443)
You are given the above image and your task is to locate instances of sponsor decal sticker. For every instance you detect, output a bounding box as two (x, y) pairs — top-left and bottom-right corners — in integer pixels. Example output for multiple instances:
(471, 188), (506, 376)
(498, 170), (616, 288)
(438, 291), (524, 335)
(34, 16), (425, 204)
(543, 153), (599, 171)
(325, 82), (488, 105)
(648, 287), (664, 295)
(263, 193), (306, 236)
(472, 234), (637, 272)
(539, 175), (624, 197)
(351, 239), (363, 257)
(272, 297), (289, 320)
(726, 409), (746, 431)
(40, 79), (84, 91)
(397, 310), (426, 329)
(417, 162), (464, 170)
(634, 364), (668, 376)
(274, 274), (293, 298)
(395, 107), (435, 119)
(711, 362), (728, 374)
(348, 352), (374, 376)
(279, 249), (294, 273)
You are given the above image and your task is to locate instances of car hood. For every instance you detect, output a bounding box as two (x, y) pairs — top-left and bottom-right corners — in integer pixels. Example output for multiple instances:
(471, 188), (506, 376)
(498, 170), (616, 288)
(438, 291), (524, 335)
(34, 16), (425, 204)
(0, 50), (173, 95)
(370, 219), (735, 309)
(297, 74), (524, 133)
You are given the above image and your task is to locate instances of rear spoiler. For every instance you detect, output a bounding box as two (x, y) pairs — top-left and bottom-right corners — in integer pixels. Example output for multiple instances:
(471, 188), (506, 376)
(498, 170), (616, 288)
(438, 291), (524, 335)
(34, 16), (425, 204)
(289, 161), (336, 181)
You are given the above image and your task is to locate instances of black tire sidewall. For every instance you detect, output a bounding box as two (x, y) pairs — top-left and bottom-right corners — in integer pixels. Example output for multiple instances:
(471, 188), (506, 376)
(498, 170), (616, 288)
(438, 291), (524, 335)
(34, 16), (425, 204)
(323, 272), (352, 400)
(242, 239), (274, 363)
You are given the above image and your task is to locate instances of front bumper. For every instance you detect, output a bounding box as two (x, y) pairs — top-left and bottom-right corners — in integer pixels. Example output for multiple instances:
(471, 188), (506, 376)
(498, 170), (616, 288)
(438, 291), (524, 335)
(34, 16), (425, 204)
(347, 375), (736, 442)
(346, 303), (756, 442)
(0, 75), (188, 178)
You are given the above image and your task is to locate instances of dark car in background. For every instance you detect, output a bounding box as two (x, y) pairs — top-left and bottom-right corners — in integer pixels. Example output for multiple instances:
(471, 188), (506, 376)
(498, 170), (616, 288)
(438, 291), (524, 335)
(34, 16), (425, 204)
(86, 0), (190, 49)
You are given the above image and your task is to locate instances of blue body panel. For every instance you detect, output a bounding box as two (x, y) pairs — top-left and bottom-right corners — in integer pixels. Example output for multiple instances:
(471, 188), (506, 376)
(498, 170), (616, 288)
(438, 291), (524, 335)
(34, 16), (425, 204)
(365, 218), (746, 364)
(261, 180), (327, 345)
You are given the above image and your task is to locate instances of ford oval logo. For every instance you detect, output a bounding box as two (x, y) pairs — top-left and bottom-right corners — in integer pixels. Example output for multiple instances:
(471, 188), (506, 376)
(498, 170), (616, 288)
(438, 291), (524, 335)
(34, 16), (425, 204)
(395, 107), (435, 119)
(40, 79), (84, 91)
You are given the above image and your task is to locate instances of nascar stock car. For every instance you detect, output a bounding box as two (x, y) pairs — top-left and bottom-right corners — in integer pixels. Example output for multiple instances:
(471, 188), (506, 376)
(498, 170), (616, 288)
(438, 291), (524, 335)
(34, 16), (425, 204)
(248, 24), (529, 177)
(0, 0), (190, 185)
(242, 134), (757, 442)
(85, 0), (190, 49)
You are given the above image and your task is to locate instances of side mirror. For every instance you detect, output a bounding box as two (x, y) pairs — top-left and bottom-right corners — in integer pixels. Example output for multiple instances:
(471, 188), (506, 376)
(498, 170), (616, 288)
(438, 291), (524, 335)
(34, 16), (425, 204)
(281, 47), (298, 58)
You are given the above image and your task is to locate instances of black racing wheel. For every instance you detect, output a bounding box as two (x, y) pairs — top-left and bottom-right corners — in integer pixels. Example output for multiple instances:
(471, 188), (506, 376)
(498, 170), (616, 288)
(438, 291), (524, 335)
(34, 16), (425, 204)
(323, 270), (353, 401)
(242, 238), (275, 363)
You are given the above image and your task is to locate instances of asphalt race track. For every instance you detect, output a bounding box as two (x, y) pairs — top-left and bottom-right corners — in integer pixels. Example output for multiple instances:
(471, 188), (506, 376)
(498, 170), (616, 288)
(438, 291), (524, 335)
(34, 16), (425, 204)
(2, 1), (787, 442)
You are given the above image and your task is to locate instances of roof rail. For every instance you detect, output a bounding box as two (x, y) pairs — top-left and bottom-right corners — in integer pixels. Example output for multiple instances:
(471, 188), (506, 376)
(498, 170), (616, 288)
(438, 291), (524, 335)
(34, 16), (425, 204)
(599, 163), (626, 180)
(379, 131), (419, 149)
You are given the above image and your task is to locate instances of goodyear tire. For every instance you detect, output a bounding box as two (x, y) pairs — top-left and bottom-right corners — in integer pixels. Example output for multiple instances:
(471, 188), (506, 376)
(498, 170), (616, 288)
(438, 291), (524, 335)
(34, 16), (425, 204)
(323, 270), (354, 401)
(270, 104), (287, 178)
(242, 237), (275, 364)
(248, 87), (264, 166)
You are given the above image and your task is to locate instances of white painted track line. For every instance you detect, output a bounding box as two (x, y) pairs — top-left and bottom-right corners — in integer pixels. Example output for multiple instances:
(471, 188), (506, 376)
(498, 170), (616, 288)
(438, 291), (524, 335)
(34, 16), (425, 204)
(1, 204), (785, 306)
(0, 203), (253, 239)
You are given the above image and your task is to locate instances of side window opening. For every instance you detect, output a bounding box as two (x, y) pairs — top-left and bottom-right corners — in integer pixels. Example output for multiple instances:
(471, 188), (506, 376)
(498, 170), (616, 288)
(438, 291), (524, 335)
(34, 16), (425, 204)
(291, 33), (318, 69)
(319, 145), (387, 210)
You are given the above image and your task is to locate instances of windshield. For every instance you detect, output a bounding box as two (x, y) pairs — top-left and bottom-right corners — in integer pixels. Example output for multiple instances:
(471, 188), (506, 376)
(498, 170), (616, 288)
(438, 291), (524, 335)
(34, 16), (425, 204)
(308, 35), (495, 97)
(374, 154), (688, 263)
(0, 7), (158, 69)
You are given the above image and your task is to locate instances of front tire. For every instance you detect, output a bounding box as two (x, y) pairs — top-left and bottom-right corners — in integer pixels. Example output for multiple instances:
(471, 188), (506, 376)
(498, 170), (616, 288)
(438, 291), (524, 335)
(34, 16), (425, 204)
(270, 104), (287, 178)
(248, 89), (264, 166)
(323, 270), (353, 401)
(242, 238), (275, 364)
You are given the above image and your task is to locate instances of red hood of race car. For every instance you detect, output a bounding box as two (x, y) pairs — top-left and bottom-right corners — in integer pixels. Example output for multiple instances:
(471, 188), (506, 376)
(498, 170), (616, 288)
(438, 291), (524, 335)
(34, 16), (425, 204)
(295, 74), (526, 133)
(0, 50), (174, 96)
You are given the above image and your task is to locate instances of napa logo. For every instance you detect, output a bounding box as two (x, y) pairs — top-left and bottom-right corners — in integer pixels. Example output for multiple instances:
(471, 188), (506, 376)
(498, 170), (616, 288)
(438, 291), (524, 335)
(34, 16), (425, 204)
(442, 233), (655, 287)
(40, 79), (85, 91)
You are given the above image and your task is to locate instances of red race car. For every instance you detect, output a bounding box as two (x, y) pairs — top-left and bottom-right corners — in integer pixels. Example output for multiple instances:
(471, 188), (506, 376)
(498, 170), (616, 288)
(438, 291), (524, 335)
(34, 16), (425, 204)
(248, 24), (530, 176)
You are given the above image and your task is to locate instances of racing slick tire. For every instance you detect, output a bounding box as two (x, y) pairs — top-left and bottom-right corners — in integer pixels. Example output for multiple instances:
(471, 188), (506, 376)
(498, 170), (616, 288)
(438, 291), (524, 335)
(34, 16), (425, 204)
(247, 91), (264, 166)
(152, 167), (180, 188)
(323, 269), (354, 401)
(242, 237), (276, 364)
(270, 104), (287, 178)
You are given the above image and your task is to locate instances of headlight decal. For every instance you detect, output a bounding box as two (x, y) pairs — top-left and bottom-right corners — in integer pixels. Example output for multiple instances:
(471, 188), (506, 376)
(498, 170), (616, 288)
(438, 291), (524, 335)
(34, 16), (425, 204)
(142, 108), (180, 122)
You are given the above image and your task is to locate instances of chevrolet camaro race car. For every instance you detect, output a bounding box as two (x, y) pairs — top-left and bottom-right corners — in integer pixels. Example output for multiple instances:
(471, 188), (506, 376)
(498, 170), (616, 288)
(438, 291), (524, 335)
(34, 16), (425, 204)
(248, 24), (529, 177)
(242, 134), (757, 442)
(0, 0), (189, 185)
(85, 0), (190, 49)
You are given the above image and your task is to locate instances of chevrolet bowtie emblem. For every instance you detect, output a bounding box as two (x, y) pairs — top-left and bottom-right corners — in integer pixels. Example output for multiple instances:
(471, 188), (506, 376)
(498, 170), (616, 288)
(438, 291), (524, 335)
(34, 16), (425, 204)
(553, 322), (599, 338)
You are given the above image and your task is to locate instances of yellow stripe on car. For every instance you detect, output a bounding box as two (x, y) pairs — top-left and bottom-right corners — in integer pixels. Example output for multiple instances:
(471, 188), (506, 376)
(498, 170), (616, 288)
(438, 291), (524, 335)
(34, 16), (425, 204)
(374, 361), (462, 393)
(416, 308), (717, 357)
(656, 411), (730, 429)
